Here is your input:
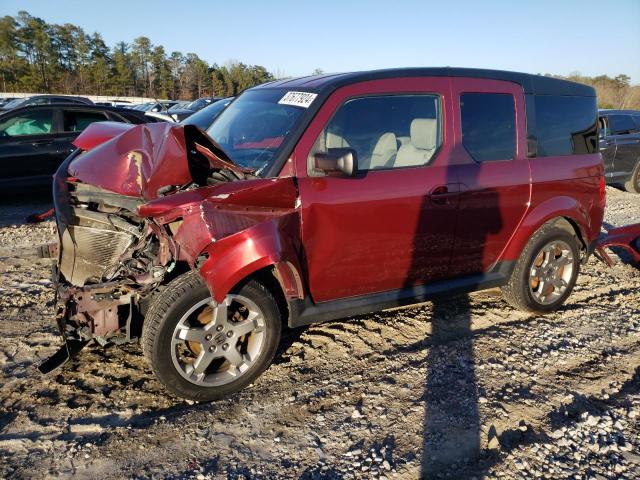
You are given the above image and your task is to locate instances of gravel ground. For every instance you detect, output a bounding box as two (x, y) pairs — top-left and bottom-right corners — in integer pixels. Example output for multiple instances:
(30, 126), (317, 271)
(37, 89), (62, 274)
(0, 187), (638, 479)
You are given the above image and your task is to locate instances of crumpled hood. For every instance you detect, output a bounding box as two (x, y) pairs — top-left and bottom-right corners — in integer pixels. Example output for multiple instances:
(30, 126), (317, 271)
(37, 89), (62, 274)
(69, 122), (195, 199)
(65, 121), (299, 262)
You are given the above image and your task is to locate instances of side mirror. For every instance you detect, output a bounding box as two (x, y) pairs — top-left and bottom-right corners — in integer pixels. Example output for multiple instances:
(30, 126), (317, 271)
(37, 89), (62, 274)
(314, 148), (358, 177)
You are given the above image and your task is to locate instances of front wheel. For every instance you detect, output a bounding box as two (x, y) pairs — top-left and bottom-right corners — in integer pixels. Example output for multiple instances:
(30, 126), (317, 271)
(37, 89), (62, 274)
(142, 271), (282, 401)
(501, 223), (581, 313)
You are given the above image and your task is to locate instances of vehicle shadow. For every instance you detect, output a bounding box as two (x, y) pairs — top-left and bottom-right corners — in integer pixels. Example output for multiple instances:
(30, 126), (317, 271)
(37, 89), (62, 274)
(0, 191), (53, 227)
(422, 294), (480, 476)
(404, 165), (503, 478)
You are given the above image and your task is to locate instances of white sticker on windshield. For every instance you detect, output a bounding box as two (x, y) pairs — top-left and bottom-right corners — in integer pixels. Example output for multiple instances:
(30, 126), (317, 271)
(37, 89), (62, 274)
(278, 91), (318, 109)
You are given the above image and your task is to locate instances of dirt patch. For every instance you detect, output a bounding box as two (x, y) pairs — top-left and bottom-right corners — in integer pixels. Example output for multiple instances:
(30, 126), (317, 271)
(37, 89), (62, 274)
(0, 187), (639, 479)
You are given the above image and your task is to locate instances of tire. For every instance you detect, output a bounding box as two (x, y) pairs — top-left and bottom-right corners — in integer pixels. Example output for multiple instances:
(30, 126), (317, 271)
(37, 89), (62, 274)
(623, 160), (640, 194)
(501, 223), (581, 313)
(142, 271), (282, 401)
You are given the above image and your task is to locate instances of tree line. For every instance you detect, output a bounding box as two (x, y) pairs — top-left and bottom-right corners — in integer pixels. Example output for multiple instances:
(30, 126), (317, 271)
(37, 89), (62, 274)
(557, 73), (640, 110)
(0, 11), (275, 99)
(1, 11), (639, 107)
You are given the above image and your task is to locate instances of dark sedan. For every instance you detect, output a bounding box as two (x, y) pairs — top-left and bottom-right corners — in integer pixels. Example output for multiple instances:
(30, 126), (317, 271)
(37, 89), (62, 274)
(599, 109), (640, 193)
(0, 104), (153, 194)
(1, 95), (93, 112)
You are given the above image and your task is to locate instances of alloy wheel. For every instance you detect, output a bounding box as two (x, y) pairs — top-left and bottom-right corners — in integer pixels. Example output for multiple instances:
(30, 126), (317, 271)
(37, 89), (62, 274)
(170, 295), (266, 387)
(529, 240), (575, 305)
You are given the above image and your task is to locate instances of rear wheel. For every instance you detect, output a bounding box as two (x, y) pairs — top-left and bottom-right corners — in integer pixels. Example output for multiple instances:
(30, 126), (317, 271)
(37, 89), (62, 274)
(142, 271), (282, 401)
(623, 160), (640, 193)
(501, 223), (581, 313)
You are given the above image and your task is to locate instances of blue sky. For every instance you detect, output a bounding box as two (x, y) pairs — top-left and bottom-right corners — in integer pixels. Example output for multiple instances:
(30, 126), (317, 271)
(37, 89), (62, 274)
(3, 0), (640, 83)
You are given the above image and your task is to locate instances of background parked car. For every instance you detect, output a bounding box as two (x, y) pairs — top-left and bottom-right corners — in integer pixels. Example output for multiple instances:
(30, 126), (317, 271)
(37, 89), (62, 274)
(94, 100), (133, 108)
(0, 95), (93, 112)
(0, 97), (18, 108)
(0, 103), (153, 193)
(168, 100), (192, 111)
(150, 97), (222, 122)
(599, 109), (640, 193)
(132, 101), (178, 113)
(180, 96), (234, 130)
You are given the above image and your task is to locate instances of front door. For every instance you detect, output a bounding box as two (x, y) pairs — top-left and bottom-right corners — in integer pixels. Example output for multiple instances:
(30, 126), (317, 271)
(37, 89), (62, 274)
(294, 78), (460, 303)
(0, 108), (59, 188)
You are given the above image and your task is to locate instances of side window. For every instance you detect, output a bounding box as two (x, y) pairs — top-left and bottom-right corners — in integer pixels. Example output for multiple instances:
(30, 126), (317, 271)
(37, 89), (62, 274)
(534, 95), (597, 156)
(63, 110), (109, 132)
(460, 93), (515, 162)
(309, 94), (442, 174)
(0, 110), (54, 137)
(609, 114), (637, 136)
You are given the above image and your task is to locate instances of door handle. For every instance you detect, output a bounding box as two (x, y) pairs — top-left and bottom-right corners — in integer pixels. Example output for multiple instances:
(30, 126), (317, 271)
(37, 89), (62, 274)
(429, 184), (459, 205)
(31, 140), (54, 147)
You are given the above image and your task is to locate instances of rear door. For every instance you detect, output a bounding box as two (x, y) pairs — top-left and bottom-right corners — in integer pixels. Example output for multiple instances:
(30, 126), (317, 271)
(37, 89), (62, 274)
(294, 77), (460, 303)
(0, 108), (59, 186)
(447, 78), (531, 277)
(608, 114), (640, 176)
(55, 107), (111, 159)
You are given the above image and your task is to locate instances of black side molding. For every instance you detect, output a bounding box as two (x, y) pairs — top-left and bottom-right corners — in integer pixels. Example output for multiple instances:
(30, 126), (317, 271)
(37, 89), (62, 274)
(288, 261), (515, 328)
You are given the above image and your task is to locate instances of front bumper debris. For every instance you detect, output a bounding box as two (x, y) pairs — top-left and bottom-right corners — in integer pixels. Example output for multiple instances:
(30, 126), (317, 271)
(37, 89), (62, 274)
(37, 339), (89, 374)
(595, 223), (640, 266)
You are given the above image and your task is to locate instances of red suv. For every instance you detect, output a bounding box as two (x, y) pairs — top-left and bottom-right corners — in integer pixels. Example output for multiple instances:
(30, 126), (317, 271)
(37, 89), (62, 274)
(48, 68), (604, 400)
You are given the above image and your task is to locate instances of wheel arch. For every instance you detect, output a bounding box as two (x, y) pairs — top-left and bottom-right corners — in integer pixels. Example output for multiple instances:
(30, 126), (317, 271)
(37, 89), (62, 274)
(231, 265), (298, 327)
(196, 219), (305, 322)
(500, 196), (593, 263)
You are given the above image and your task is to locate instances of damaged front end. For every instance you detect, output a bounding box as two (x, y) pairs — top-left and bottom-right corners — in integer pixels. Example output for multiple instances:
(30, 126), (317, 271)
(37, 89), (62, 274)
(42, 121), (298, 373)
(44, 178), (160, 373)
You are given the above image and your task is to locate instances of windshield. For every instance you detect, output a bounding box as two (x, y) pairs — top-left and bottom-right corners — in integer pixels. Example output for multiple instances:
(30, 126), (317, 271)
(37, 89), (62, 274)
(186, 98), (211, 111)
(182, 98), (233, 130)
(2, 98), (27, 109)
(206, 90), (308, 175)
(168, 101), (189, 112)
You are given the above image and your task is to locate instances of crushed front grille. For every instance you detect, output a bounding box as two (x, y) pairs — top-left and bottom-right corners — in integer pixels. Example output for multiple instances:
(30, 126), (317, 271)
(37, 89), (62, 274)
(59, 225), (134, 286)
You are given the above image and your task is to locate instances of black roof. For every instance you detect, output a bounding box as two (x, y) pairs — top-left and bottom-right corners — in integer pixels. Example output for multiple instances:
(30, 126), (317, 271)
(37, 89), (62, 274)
(255, 67), (595, 97)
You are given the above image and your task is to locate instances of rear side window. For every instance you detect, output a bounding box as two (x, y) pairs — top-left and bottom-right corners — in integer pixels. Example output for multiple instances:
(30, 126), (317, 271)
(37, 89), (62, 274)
(63, 110), (109, 132)
(608, 114), (638, 135)
(534, 96), (597, 156)
(460, 93), (515, 162)
(0, 110), (53, 136)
